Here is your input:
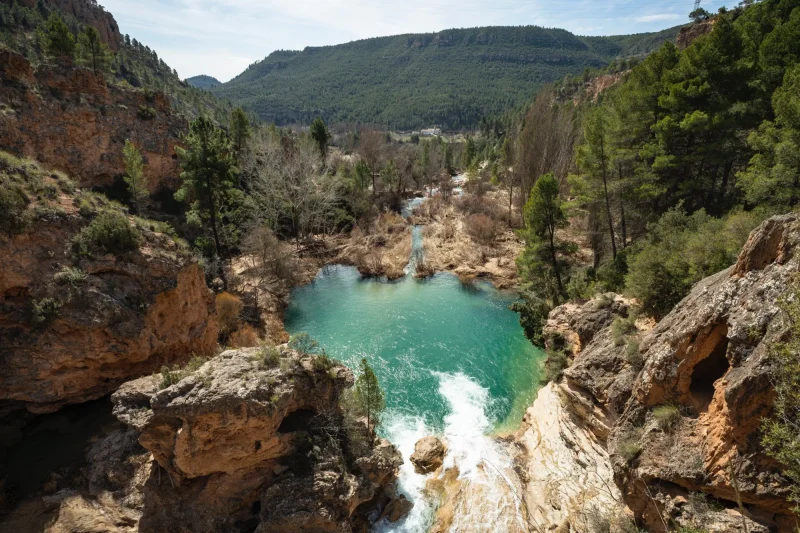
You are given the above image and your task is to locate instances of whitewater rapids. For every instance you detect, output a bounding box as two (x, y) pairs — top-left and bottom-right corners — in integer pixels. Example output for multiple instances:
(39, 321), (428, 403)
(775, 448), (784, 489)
(376, 372), (529, 533)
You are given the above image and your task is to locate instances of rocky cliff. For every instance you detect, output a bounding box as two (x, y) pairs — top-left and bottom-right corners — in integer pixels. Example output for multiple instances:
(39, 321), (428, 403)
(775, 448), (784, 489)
(515, 214), (799, 532)
(0, 48), (185, 193)
(111, 346), (404, 533)
(7, 0), (123, 50)
(0, 154), (217, 416)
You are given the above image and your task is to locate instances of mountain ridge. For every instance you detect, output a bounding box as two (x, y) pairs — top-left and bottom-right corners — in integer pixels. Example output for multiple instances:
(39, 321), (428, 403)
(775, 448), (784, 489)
(212, 23), (684, 130)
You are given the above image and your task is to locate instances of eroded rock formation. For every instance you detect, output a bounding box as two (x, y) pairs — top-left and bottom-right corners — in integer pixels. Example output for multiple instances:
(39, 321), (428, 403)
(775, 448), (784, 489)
(516, 214), (799, 532)
(0, 48), (185, 193)
(410, 436), (445, 474)
(112, 347), (404, 533)
(610, 213), (799, 532)
(0, 167), (217, 416)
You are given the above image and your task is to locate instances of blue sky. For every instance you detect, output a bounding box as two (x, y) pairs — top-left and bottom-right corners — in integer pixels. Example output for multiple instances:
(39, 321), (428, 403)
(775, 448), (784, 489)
(101, 0), (735, 82)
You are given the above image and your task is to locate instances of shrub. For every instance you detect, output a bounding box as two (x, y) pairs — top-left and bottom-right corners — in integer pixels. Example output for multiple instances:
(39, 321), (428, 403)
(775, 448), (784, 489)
(289, 332), (320, 355)
(653, 404), (682, 431)
(158, 355), (209, 389)
(541, 348), (570, 384)
(31, 297), (61, 324)
(625, 208), (763, 318)
(230, 324), (259, 348)
(0, 183), (30, 235)
(465, 213), (498, 244)
(611, 316), (637, 346)
(617, 434), (642, 463)
(137, 105), (156, 120)
(254, 343), (281, 369)
(625, 339), (643, 369)
(72, 211), (141, 257)
(762, 276), (800, 511)
(53, 267), (87, 286)
(215, 292), (243, 337)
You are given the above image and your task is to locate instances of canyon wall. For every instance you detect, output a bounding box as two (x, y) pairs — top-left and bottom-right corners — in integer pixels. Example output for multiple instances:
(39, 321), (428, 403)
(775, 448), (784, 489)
(516, 214), (799, 532)
(0, 160), (217, 417)
(0, 48), (185, 193)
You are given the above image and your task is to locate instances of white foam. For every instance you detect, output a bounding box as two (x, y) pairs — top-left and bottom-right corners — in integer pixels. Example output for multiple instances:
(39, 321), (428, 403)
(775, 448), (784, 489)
(374, 372), (527, 532)
(375, 412), (435, 533)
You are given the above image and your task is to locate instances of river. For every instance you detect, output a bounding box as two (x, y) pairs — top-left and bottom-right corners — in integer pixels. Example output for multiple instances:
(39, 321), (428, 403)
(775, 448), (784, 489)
(284, 191), (544, 532)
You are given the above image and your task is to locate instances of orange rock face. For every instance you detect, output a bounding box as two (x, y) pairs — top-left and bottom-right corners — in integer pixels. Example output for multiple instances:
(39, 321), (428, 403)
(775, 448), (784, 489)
(0, 49), (185, 193)
(0, 209), (218, 415)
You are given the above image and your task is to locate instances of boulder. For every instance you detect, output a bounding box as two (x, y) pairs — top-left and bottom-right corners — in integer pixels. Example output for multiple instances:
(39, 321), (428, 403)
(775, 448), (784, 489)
(410, 436), (445, 474)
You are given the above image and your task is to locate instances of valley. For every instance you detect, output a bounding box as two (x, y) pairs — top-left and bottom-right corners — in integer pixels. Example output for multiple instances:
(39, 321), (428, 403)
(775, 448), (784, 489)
(1, 0), (800, 532)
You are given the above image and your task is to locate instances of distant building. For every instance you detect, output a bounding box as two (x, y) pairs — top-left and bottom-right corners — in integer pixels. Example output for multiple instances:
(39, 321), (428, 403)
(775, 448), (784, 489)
(421, 128), (441, 137)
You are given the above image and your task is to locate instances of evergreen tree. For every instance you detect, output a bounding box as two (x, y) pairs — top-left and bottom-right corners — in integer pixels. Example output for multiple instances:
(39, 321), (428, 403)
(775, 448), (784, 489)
(310, 117), (331, 159)
(76, 26), (110, 76)
(513, 175), (576, 345)
(175, 117), (241, 287)
(122, 140), (148, 214)
(518, 173), (572, 304)
(353, 358), (385, 442)
(39, 13), (75, 59)
(229, 107), (251, 160)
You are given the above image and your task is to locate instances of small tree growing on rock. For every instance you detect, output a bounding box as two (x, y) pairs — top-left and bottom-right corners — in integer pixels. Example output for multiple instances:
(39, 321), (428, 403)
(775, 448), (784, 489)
(353, 358), (385, 444)
(122, 140), (148, 214)
(38, 13), (75, 59)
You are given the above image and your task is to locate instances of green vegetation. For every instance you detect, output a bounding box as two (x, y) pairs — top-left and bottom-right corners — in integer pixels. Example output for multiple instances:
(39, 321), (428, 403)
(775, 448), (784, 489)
(158, 355), (209, 389)
(175, 116), (242, 286)
(288, 333), (320, 356)
(310, 117), (331, 159)
(762, 276), (800, 512)
(0, 1), (235, 123)
(71, 211), (141, 257)
(186, 75), (222, 90)
(122, 140), (148, 214)
(652, 404), (682, 432)
(31, 297), (61, 324)
(254, 343), (281, 369)
(352, 358), (385, 440)
(53, 266), (87, 286)
(508, 0), (800, 342)
(38, 12), (74, 58)
(515, 174), (574, 344)
(212, 25), (682, 130)
(76, 26), (110, 76)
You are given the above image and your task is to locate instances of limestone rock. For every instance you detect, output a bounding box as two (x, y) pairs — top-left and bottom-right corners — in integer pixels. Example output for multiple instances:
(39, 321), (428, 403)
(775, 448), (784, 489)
(380, 494), (414, 523)
(608, 214), (800, 532)
(0, 49), (184, 192)
(0, 201), (218, 415)
(113, 347), (402, 533)
(410, 436), (445, 474)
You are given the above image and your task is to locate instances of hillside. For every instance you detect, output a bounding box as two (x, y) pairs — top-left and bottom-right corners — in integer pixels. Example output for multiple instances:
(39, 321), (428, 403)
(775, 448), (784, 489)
(212, 24), (683, 130)
(186, 74), (222, 89)
(0, 0), (233, 123)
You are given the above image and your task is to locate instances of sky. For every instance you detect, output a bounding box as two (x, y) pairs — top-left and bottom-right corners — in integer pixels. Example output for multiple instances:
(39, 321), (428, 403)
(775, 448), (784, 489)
(101, 0), (735, 83)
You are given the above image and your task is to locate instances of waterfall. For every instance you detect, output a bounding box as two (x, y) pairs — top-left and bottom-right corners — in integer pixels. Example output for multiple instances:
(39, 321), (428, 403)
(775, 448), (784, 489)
(375, 373), (529, 533)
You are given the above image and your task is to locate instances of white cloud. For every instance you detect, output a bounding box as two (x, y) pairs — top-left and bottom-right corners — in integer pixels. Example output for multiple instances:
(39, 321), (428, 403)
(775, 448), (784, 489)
(635, 13), (681, 23)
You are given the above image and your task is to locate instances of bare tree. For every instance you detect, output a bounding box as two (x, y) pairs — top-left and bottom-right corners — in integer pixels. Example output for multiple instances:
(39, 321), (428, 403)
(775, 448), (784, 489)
(358, 128), (385, 196)
(515, 85), (579, 200)
(242, 128), (340, 248)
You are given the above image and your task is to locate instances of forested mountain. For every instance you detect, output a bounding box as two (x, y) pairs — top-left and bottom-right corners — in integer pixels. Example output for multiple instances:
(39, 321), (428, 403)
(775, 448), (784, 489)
(0, 0), (233, 123)
(187, 74), (222, 89)
(211, 25), (683, 130)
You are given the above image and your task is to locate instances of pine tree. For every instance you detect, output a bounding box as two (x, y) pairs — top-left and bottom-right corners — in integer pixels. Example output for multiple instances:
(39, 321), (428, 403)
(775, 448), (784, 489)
(175, 117), (241, 288)
(39, 13), (75, 59)
(229, 108), (251, 160)
(76, 26), (110, 76)
(310, 117), (332, 159)
(353, 358), (385, 443)
(122, 140), (148, 214)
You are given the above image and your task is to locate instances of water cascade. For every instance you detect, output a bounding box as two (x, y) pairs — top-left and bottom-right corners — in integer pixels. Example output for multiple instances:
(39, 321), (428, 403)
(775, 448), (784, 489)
(284, 190), (544, 532)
